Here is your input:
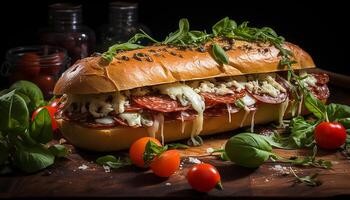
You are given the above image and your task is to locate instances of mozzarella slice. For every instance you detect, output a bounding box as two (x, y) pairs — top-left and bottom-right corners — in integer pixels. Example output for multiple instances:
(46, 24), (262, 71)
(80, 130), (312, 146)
(118, 112), (141, 127)
(95, 117), (114, 124)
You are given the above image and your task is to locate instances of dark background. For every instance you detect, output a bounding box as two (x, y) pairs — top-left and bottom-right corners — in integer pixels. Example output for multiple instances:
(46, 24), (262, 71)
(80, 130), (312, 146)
(1, 0), (349, 87)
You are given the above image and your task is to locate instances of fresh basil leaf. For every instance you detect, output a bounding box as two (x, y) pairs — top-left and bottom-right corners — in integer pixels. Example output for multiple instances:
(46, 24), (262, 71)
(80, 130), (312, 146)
(143, 140), (168, 165)
(290, 167), (321, 187)
(96, 155), (132, 169)
(48, 144), (69, 158)
(211, 43), (229, 65)
(304, 93), (326, 120)
(289, 116), (317, 148)
(163, 18), (190, 44)
(30, 108), (53, 144)
(128, 30), (159, 44)
(326, 103), (350, 128)
(9, 80), (44, 113)
(225, 133), (274, 168)
(263, 132), (297, 150)
(14, 144), (54, 173)
(0, 90), (29, 133)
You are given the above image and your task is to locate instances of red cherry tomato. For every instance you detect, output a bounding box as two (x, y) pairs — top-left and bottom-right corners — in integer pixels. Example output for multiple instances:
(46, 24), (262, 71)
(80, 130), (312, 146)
(187, 163), (222, 193)
(314, 122), (347, 150)
(129, 137), (161, 168)
(150, 150), (180, 177)
(32, 106), (58, 130)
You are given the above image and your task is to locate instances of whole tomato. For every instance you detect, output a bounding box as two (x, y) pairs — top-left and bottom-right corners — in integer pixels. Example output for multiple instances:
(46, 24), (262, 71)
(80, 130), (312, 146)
(129, 137), (161, 168)
(150, 150), (180, 177)
(187, 163), (223, 192)
(32, 106), (58, 130)
(314, 122), (347, 150)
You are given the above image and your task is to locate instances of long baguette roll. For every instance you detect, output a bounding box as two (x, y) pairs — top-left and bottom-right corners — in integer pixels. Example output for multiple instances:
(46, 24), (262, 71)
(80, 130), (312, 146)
(57, 101), (305, 151)
(54, 40), (315, 95)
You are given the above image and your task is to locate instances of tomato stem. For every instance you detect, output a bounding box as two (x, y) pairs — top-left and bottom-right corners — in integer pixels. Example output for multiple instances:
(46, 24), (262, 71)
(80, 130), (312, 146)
(215, 181), (224, 191)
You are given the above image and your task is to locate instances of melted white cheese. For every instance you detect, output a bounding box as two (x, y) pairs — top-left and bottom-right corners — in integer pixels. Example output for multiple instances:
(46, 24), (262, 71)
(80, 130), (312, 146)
(278, 97), (289, 127)
(118, 112), (141, 127)
(95, 117), (115, 124)
(155, 83), (205, 140)
(240, 95), (256, 107)
(250, 110), (257, 133)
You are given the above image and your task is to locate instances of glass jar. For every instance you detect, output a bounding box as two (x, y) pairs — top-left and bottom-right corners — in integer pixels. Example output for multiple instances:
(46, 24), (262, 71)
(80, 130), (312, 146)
(1, 46), (70, 98)
(97, 1), (151, 52)
(38, 3), (96, 63)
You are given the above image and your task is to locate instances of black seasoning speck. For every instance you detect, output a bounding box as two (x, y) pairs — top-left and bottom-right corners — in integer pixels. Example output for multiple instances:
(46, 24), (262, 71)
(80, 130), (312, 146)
(116, 49), (125, 53)
(161, 48), (169, 52)
(178, 54), (184, 58)
(197, 46), (206, 52)
(228, 38), (235, 45)
(170, 51), (177, 56)
(146, 56), (153, 62)
(148, 49), (157, 53)
(223, 46), (232, 51)
(177, 46), (188, 51)
(133, 54), (142, 61)
(264, 48), (269, 53)
(121, 56), (129, 61)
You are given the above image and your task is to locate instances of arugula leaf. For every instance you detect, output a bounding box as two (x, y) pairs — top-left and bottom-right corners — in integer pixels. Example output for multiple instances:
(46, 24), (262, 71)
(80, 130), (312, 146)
(289, 116), (317, 148)
(9, 80), (44, 113)
(163, 18), (190, 45)
(212, 17), (237, 36)
(263, 132), (297, 150)
(304, 93), (327, 120)
(14, 144), (54, 173)
(211, 43), (229, 65)
(290, 167), (321, 187)
(30, 108), (53, 144)
(96, 155), (132, 169)
(225, 133), (274, 168)
(102, 42), (144, 62)
(0, 90), (29, 133)
(48, 144), (70, 158)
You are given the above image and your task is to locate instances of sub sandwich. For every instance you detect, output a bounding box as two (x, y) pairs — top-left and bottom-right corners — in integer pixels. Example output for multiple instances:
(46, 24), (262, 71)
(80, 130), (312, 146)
(54, 20), (329, 151)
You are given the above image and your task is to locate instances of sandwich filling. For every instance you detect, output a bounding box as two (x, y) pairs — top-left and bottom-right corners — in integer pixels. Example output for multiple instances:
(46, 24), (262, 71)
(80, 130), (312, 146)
(57, 72), (329, 143)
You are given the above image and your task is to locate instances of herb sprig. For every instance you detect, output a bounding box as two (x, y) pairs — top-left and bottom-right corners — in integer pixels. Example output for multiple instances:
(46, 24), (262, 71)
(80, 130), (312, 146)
(101, 17), (296, 67)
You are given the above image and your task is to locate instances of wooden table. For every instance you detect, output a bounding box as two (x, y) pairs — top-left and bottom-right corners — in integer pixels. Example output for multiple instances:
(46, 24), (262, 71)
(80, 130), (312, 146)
(1, 71), (350, 199)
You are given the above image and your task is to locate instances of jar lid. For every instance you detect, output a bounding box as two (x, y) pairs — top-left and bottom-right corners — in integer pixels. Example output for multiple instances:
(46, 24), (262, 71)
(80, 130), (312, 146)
(49, 3), (83, 24)
(109, 1), (138, 23)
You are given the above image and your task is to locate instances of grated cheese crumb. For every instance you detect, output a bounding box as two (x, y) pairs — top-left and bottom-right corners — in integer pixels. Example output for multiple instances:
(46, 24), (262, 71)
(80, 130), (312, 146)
(78, 164), (88, 170)
(188, 157), (202, 164)
(103, 165), (111, 173)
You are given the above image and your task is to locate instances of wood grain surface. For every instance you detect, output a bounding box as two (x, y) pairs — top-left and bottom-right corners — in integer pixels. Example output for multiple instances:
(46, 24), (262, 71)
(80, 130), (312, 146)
(1, 71), (349, 199)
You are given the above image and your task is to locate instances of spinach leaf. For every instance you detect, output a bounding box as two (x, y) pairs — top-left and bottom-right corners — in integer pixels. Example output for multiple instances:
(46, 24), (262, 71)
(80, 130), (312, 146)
(0, 90), (29, 133)
(14, 144), (55, 173)
(304, 93), (327, 120)
(289, 116), (317, 148)
(211, 43), (229, 65)
(225, 133), (274, 168)
(48, 144), (70, 158)
(30, 108), (53, 144)
(96, 155), (132, 169)
(9, 80), (44, 113)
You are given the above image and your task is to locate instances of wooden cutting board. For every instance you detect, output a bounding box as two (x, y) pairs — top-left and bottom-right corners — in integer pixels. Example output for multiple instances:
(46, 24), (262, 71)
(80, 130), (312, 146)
(1, 70), (350, 199)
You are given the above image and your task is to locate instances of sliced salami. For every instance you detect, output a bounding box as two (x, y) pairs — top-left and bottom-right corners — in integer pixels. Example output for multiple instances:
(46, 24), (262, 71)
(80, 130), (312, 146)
(311, 73), (329, 85)
(200, 89), (245, 106)
(247, 76), (288, 104)
(132, 95), (189, 112)
(309, 84), (330, 100)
